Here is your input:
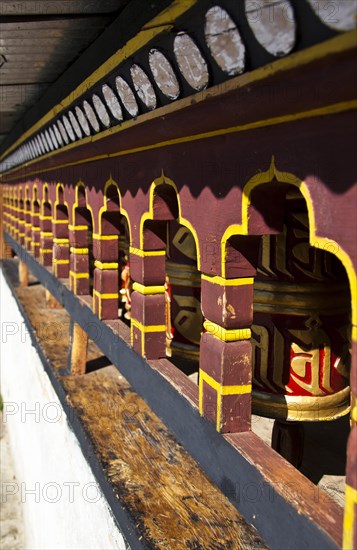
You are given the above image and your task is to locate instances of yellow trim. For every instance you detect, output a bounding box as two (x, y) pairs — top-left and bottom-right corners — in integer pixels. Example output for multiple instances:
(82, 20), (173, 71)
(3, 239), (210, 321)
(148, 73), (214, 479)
(72, 181), (95, 231)
(131, 318), (166, 333)
(40, 231), (53, 237)
(93, 289), (118, 299)
(53, 259), (69, 265)
(204, 320), (251, 342)
(40, 249), (53, 254)
(68, 224), (88, 231)
(70, 247), (89, 254)
(202, 274), (254, 286)
(130, 247), (166, 257)
(32, 227), (41, 232)
(31, 242), (40, 247)
(92, 233), (118, 241)
(221, 156), (357, 342)
(69, 270), (89, 279)
(39, 215), (52, 221)
(97, 177), (132, 244)
(343, 484), (357, 550)
(94, 261), (118, 270)
(199, 370), (252, 431)
(18, 232), (25, 237)
(0, 0), (197, 162)
(132, 282), (165, 295)
(53, 238), (69, 244)
(53, 219), (68, 224)
(1, 30), (355, 175)
(140, 173), (200, 268)
(351, 399), (357, 424)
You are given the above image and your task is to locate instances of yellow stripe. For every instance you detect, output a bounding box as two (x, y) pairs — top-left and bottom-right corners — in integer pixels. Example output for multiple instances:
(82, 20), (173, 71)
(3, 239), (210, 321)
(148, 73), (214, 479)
(18, 232), (25, 237)
(53, 238), (69, 244)
(31, 242), (40, 247)
(40, 249), (53, 254)
(92, 233), (118, 241)
(68, 224), (88, 231)
(40, 231), (53, 237)
(53, 259), (69, 265)
(351, 399), (357, 423)
(53, 219), (68, 224)
(69, 270), (89, 279)
(200, 370), (251, 396)
(131, 318), (166, 333)
(70, 247), (89, 254)
(1, 30), (354, 171)
(343, 484), (357, 550)
(132, 282), (165, 295)
(32, 227), (41, 232)
(25, 222), (31, 227)
(39, 215), (52, 220)
(92, 289), (118, 299)
(129, 247), (166, 257)
(199, 370), (252, 431)
(94, 261), (118, 270)
(204, 320), (251, 342)
(202, 274), (254, 286)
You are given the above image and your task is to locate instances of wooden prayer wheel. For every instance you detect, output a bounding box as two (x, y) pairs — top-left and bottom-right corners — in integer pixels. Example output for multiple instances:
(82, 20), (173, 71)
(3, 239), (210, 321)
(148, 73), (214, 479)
(251, 192), (351, 462)
(165, 221), (203, 361)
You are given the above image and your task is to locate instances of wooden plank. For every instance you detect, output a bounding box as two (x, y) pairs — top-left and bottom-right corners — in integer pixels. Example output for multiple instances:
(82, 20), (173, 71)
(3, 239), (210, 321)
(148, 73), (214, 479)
(1, 240), (343, 549)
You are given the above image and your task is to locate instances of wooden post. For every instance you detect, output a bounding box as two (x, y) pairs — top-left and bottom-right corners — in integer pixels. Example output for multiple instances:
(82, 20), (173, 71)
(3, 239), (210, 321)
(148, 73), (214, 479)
(70, 322), (88, 375)
(45, 289), (62, 309)
(19, 260), (29, 287)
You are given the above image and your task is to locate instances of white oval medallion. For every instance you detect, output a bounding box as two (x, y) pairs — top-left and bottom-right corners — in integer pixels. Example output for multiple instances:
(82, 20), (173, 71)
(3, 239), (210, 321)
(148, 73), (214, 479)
(92, 94), (111, 127)
(102, 84), (123, 121)
(69, 111), (83, 139)
(149, 50), (180, 100)
(174, 33), (209, 90)
(115, 76), (139, 117)
(75, 106), (91, 136)
(83, 100), (100, 132)
(62, 115), (76, 142)
(130, 65), (157, 110)
(245, 0), (296, 57)
(205, 6), (245, 75)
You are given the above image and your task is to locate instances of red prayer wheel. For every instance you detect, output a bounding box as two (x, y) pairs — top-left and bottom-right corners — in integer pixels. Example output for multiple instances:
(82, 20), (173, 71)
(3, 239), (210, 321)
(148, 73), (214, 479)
(251, 192), (351, 422)
(165, 221), (203, 361)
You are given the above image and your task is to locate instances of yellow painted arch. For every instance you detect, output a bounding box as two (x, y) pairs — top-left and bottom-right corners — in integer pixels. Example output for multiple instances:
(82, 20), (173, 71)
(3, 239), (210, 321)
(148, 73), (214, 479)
(97, 177), (132, 243)
(139, 173), (201, 269)
(221, 157), (357, 341)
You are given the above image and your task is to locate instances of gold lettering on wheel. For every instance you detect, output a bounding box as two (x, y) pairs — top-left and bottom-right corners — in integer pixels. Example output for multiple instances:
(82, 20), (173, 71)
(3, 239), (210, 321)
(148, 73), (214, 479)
(252, 325), (276, 392)
(172, 227), (197, 260)
(173, 295), (202, 345)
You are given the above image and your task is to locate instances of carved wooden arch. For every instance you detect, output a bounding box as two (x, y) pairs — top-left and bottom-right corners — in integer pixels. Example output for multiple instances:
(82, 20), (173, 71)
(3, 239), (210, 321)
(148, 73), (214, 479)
(32, 183), (40, 214)
(41, 183), (52, 210)
(221, 157), (357, 342)
(97, 178), (132, 242)
(139, 173), (201, 268)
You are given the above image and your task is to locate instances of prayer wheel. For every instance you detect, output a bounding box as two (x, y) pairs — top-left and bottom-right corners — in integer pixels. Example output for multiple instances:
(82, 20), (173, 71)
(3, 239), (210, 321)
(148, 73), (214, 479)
(251, 192), (350, 463)
(165, 221), (203, 361)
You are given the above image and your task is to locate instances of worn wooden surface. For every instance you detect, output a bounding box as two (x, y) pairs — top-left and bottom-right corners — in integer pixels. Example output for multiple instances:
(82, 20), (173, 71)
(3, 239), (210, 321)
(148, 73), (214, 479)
(4, 261), (268, 549)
